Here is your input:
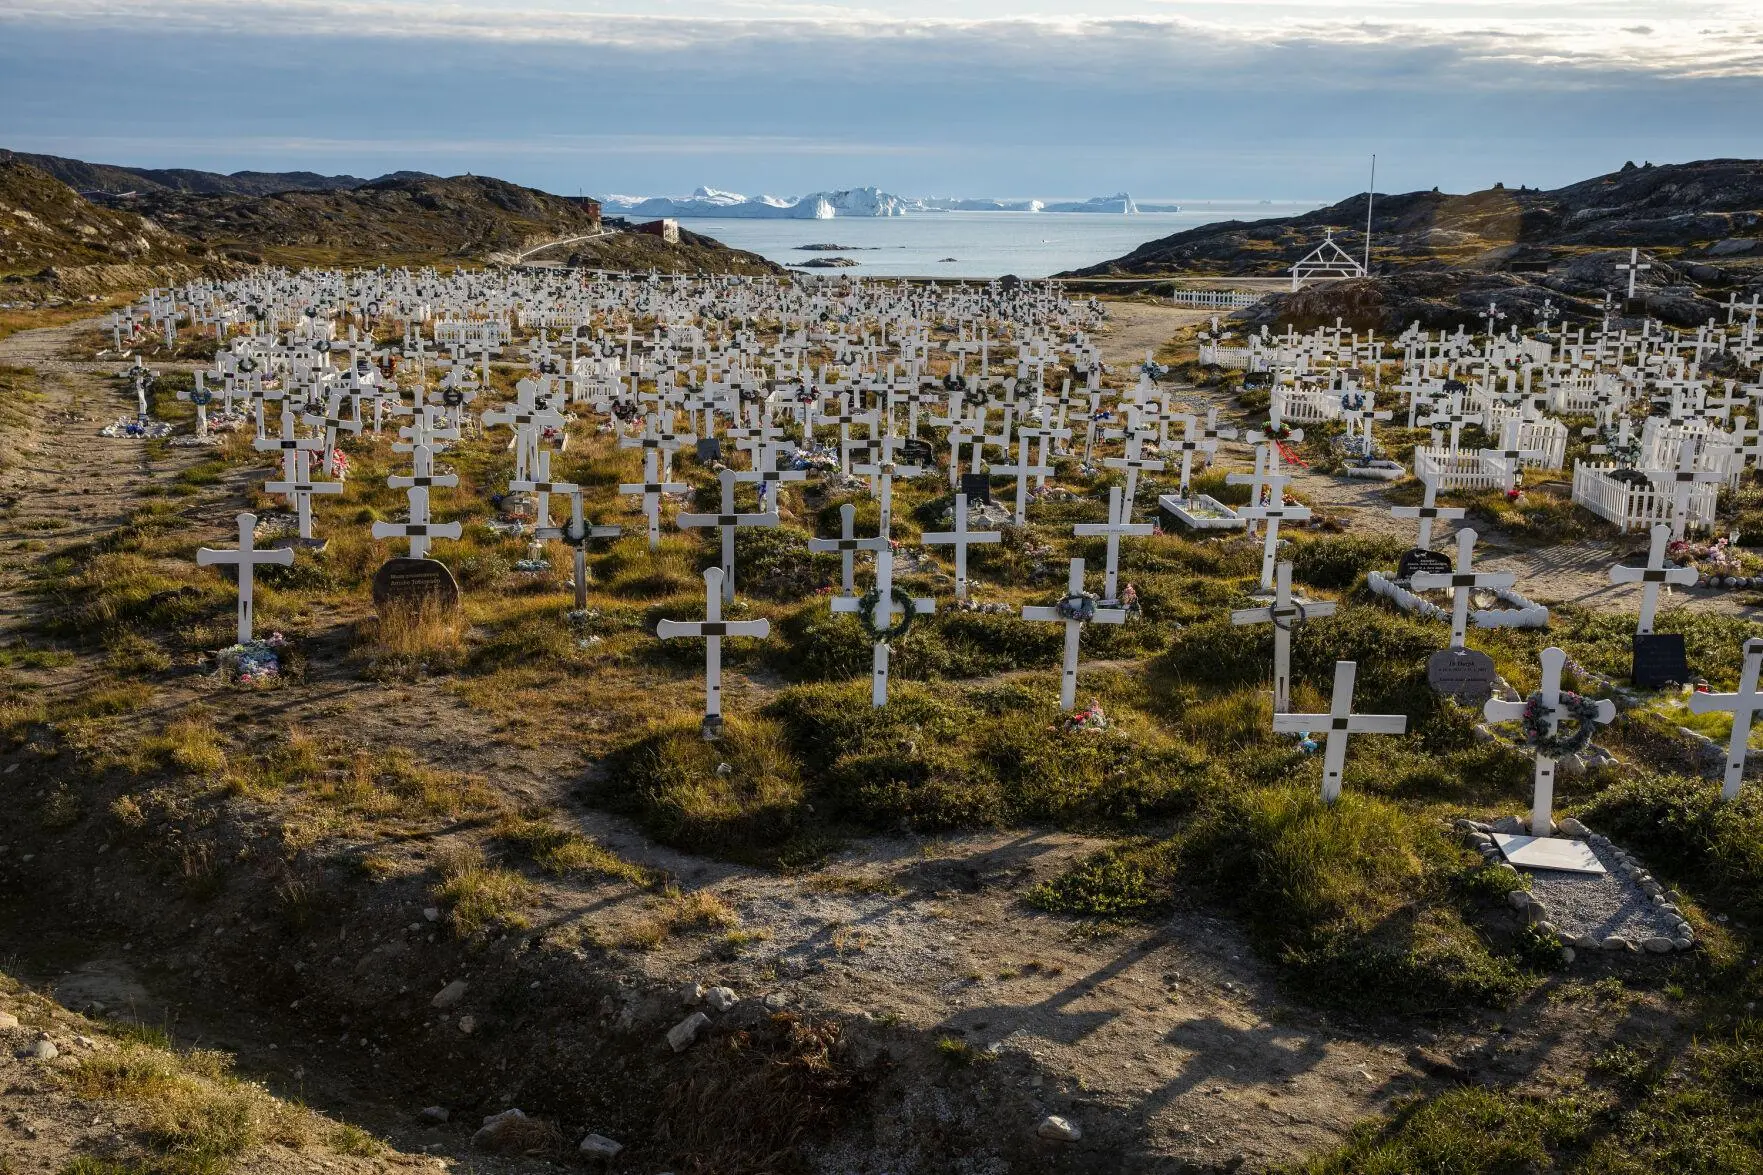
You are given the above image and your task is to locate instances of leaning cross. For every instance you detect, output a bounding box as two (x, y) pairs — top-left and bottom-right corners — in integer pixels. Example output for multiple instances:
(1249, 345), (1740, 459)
(1484, 647), (1616, 835)
(196, 512), (294, 645)
(1688, 637), (1763, 800)
(1609, 523), (1697, 635)
(1021, 557), (1126, 711)
(1271, 660), (1408, 803)
(657, 567), (770, 739)
(1232, 560), (1338, 713)
(1410, 528), (1516, 649)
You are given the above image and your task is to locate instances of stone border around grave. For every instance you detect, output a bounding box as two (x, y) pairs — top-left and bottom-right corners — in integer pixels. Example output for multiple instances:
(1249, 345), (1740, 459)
(1453, 817), (1697, 954)
(1367, 571), (1549, 629)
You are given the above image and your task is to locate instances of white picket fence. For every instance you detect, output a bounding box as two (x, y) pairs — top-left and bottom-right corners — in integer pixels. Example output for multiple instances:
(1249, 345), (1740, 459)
(1412, 448), (1508, 491)
(1172, 288), (1261, 310)
(1275, 386), (1342, 424)
(1198, 343), (1253, 369)
(1572, 462), (1718, 533)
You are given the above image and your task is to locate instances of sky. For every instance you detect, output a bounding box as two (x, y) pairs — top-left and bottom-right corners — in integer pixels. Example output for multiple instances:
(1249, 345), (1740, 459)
(1, 0), (1759, 202)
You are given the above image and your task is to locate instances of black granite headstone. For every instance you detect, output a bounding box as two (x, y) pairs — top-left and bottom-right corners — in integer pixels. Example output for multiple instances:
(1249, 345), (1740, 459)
(696, 437), (722, 463)
(901, 438), (935, 466)
(371, 558), (461, 612)
(1631, 633), (1689, 688)
(960, 473), (993, 506)
(1396, 548), (1453, 582)
(1427, 648), (1497, 702)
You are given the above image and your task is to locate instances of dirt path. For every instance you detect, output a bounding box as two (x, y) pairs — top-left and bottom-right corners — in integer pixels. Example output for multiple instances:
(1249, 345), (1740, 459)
(0, 314), (1682, 1172)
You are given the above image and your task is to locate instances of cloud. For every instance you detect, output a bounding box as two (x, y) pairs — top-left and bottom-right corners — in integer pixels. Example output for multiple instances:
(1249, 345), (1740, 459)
(0, 0), (1758, 78)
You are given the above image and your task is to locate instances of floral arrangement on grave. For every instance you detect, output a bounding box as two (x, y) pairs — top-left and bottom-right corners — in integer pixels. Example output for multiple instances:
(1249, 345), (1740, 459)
(1140, 359), (1169, 380)
(1054, 590), (1099, 623)
(612, 400), (640, 421)
(1058, 698), (1109, 734)
(1504, 469), (1524, 502)
(217, 632), (289, 687)
(1596, 423), (1642, 467)
(515, 540), (552, 574)
(1333, 431), (1386, 465)
(1519, 689), (1603, 759)
(330, 449), (349, 480)
(858, 584), (920, 643)
(963, 386), (989, 409)
(1261, 420), (1294, 440)
(1668, 536), (1757, 587)
(790, 448), (840, 473)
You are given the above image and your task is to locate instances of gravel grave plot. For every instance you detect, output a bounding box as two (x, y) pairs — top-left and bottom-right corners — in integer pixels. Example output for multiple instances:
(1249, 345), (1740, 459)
(1520, 837), (1694, 952)
(1459, 818), (1696, 953)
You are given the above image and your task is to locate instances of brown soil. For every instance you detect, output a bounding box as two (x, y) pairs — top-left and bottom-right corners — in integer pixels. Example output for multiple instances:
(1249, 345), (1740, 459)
(0, 311), (1705, 1174)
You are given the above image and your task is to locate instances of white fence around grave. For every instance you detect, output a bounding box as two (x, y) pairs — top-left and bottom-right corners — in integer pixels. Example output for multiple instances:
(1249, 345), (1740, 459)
(1477, 411), (1570, 469)
(1572, 462), (1719, 533)
(1171, 289), (1262, 310)
(1275, 385), (1342, 424)
(433, 319), (509, 348)
(1412, 449), (1508, 492)
(1198, 343), (1253, 369)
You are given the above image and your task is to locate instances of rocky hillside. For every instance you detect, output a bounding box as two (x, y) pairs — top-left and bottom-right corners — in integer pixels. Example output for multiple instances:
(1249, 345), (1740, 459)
(1068, 158), (1763, 277)
(112, 174), (780, 272)
(0, 159), (236, 299)
(0, 149), (433, 197)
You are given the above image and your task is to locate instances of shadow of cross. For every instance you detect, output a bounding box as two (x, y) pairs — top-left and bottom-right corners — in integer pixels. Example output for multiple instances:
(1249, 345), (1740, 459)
(933, 928), (1177, 1050)
(1153, 1015), (1330, 1104)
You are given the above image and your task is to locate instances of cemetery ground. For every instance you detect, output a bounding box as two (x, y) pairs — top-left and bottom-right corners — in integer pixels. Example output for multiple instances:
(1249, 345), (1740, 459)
(1, 301), (1762, 1175)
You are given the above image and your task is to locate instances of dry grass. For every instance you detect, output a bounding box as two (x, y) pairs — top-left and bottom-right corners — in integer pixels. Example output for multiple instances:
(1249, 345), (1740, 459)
(618, 884), (741, 950)
(359, 596), (467, 677)
(494, 812), (658, 886)
(58, 1039), (386, 1172)
(434, 843), (534, 937)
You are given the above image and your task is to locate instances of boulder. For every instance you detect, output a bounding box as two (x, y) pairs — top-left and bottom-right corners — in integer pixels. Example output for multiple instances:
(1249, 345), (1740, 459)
(668, 1011), (710, 1053)
(431, 979), (469, 1010)
(579, 1134), (624, 1160)
(1037, 1115), (1082, 1142)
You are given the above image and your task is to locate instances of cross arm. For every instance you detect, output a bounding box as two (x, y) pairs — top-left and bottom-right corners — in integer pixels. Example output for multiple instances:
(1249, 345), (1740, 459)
(1271, 712), (1329, 733)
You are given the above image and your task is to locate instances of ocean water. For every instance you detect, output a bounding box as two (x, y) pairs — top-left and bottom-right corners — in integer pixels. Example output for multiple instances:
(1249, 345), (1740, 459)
(678, 202), (1321, 280)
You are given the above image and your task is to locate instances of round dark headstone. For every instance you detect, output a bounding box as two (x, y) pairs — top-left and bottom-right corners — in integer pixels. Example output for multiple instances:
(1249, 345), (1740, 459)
(1427, 648), (1497, 702)
(371, 558), (461, 612)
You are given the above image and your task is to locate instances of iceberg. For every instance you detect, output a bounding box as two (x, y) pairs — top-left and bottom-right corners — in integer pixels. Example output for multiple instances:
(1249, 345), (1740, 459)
(599, 186), (910, 219)
(1040, 194), (1139, 214)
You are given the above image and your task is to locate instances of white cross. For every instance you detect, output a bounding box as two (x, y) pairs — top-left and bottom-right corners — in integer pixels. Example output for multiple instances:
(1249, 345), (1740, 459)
(302, 391), (362, 477)
(1483, 419), (1544, 491)
(253, 405), (323, 483)
(1484, 647), (1616, 834)
(536, 492), (621, 610)
(196, 512), (294, 645)
(677, 467), (779, 603)
(1232, 560), (1337, 713)
(1657, 441), (1723, 540)
(1072, 486), (1153, 604)
(1610, 523), (1697, 635)
(657, 567), (771, 739)
(830, 547), (935, 707)
(263, 449), (344, 541)
(1390, 478), (1466, 549)
(618, 446), (690, 551)
(1020, 557), (1125, 711)
(1617, 247), (1651, 300)
(1272, 660), (1408, 803)
(1100, 429), (1166, 516)
(922, 492), (1000, 601)
(809, 502), (888, 598)
(1410, 528), (1516, 649)
(1232, 463), (1312, 592)
(177, 373), (215, 437)
(376, 444), (463, 559)
(1688, 637), (1763, 800)
(853, 437), (924, 537)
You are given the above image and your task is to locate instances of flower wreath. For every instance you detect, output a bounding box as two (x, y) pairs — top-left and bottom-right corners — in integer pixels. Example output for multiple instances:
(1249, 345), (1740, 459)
(1055, 591), (1098, 622)
(1519, 690), (1602, 759)
(963, 387), (989, 409)
(1340, 393), (1365, 413)
(1262, 421), (1293, 440)
(189, 389), (213, 407)
(858, 585), (919, 643)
